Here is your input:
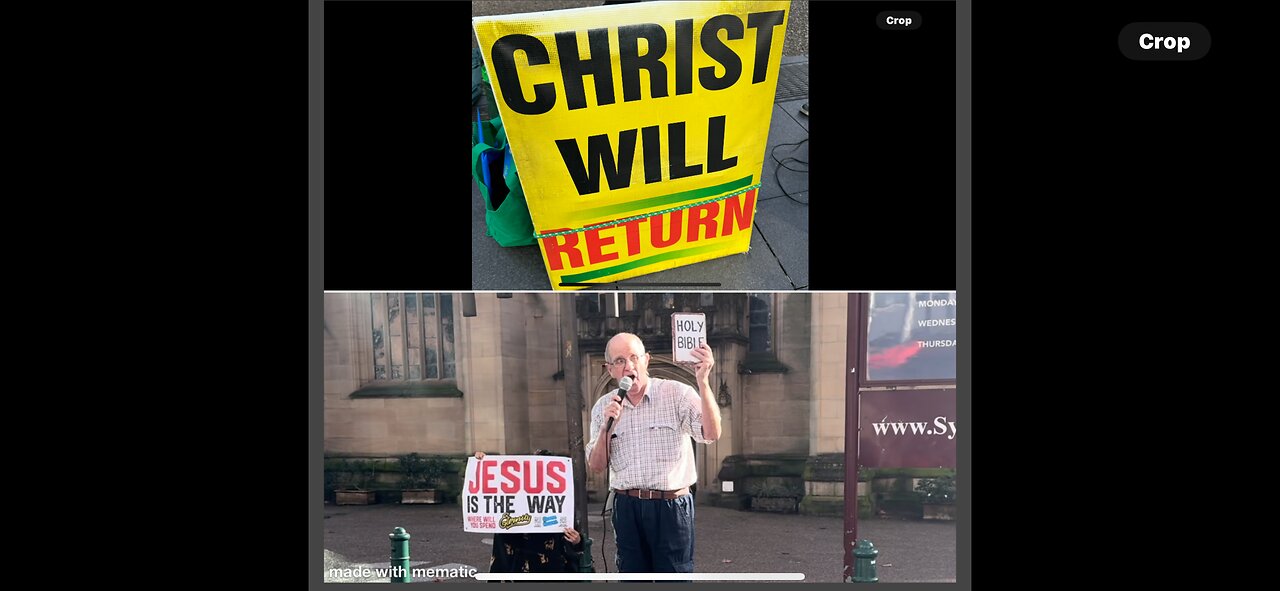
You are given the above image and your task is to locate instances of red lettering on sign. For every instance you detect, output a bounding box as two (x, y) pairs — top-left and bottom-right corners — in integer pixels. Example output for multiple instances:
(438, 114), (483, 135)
(584, 227), (618, 264)
(500, 460), (520, 493)
(687, 201), (720, 241)
(539, 187), (758, 277)
(546, 461), (568, 493)
(469, 459), (499, 494)
(542, 231), (584, 271)
(721, 189), (756, 236)
(651, 209), (682, 248)
(621, 219), (643, 256)
(523, 460), (544, 493)
(471, 458), (570, 494)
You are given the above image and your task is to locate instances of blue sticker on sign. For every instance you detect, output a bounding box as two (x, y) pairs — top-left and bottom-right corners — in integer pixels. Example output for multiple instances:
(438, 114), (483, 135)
(543, 515), (558, 527)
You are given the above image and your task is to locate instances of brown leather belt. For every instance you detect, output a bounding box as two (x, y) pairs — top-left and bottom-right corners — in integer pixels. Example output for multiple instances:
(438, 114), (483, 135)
(614, 487), (690, 500)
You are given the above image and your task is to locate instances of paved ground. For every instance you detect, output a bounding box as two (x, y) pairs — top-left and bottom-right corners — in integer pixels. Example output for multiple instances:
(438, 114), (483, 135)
(322, 500), (955, 583)
(471, 2), (809, 290)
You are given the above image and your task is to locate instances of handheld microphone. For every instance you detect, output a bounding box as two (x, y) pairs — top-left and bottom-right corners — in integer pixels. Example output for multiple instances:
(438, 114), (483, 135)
(605, 376), (633, 432)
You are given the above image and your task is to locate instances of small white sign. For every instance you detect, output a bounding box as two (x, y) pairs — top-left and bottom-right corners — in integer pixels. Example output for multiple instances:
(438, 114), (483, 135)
(671, 312), (707, 364)
(462, 456), (575, 534)
(722, 480), (734, 492)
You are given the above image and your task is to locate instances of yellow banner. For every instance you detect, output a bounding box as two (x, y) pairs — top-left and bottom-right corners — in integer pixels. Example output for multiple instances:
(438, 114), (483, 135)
(474, 1), (790, 289)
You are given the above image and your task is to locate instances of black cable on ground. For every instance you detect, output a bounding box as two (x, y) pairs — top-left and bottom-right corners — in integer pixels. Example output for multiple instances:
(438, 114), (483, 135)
(760, 138), (809, 205)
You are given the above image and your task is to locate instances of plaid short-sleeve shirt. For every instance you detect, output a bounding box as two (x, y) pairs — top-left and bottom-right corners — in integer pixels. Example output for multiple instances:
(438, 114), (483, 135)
(585, 377), (710, 491)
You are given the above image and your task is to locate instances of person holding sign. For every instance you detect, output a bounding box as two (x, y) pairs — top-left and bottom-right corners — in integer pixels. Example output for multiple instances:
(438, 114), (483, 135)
(473, 450), (585, 576)
(584, 332), (721, 574)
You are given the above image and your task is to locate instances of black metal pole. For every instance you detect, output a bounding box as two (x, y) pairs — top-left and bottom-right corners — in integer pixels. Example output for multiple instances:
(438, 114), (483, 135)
(843, 293), (863, 581)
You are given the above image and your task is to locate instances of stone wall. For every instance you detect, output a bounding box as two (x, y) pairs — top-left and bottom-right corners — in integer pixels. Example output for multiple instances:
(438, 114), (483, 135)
(324, 293), (467, 456)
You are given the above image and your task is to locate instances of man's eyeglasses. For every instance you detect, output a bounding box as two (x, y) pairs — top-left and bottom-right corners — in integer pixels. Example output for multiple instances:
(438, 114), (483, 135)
(606, 354), (646, 368)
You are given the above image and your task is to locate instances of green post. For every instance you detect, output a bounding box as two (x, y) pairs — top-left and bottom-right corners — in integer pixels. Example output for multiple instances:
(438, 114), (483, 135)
(578, 537), (595, 574)
(389, 527), (411, 583)
(849, 539), (878, 583)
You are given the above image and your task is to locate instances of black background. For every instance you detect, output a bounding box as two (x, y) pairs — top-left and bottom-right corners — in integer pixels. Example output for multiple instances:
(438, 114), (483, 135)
(968, 3), (1252, 567)
(973, 2), (1257, 286)
(324, 1), (958, 291)
(323, 2), (1252, 291)
(808, 1), (956, 290)
(325, 1), (474, 290)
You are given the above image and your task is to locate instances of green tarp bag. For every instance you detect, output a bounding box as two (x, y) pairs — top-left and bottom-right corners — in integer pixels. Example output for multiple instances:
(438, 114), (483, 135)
(472, 62), (536, 247)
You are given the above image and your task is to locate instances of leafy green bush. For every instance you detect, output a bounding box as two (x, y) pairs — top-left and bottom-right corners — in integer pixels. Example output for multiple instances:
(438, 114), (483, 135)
(398, 453), (448, 489)
(914, 476), (956, 504)
(331, 459), (376, 491)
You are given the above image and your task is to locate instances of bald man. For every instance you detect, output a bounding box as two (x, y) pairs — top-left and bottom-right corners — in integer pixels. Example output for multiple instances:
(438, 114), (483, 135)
(585, 332), (722, 574)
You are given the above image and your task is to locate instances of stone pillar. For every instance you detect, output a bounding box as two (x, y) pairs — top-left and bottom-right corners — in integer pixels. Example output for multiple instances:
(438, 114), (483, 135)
(800, 293), (851, 516)
(809, 292), (848, 454)
(459, 294), (509, 454)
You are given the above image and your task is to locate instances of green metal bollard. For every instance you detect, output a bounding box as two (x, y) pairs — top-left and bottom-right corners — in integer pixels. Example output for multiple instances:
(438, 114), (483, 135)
(848, 539), (879, 583)
(578, 537), (595, 574)
(389, 527), (411, 583)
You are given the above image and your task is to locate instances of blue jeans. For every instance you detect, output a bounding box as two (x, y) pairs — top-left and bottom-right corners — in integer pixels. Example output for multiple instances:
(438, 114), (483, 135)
(612, 493), (695, 575)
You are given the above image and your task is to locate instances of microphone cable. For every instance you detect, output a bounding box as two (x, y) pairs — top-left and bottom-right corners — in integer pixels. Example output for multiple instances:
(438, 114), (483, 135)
(599, 382), (625, 574)
(601, 441), (612, 573)
(600, 418), (613, 573)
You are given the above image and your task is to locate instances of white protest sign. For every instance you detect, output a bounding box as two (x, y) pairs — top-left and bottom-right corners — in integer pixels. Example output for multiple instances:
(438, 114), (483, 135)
(462, 455), (575, 534)
(671, 312), (707, 363)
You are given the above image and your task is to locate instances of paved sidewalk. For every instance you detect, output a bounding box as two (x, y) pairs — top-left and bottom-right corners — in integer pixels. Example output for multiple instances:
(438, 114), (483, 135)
(322, 500), (954, 583)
